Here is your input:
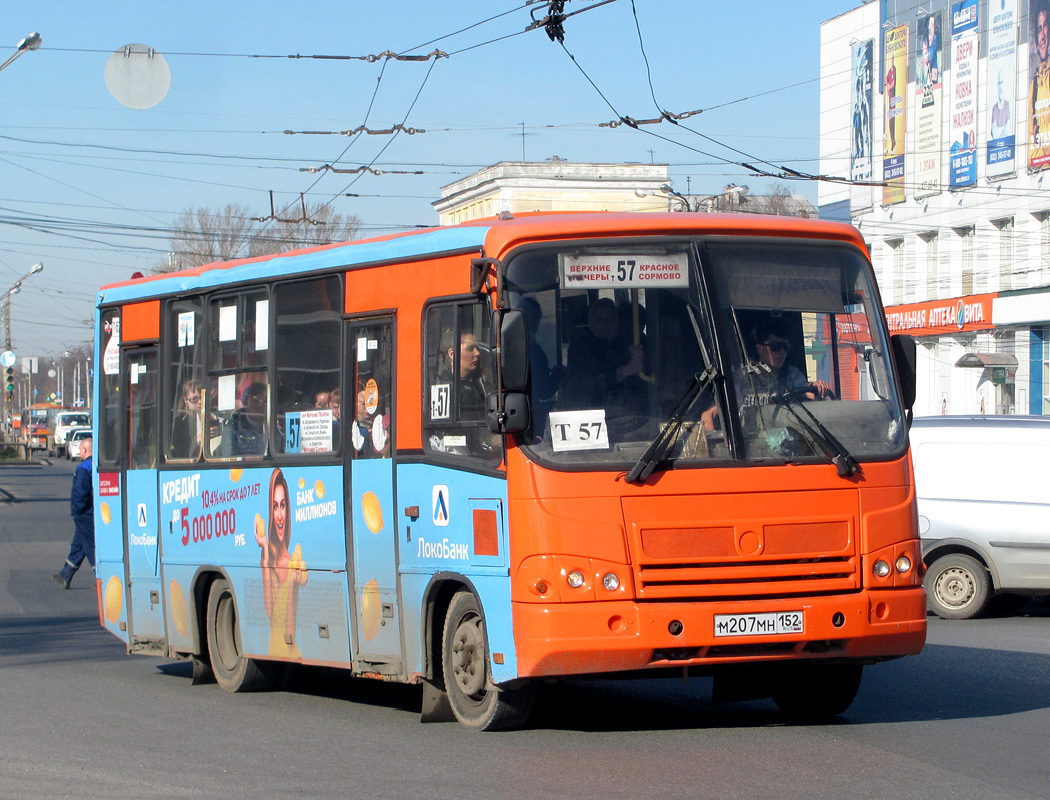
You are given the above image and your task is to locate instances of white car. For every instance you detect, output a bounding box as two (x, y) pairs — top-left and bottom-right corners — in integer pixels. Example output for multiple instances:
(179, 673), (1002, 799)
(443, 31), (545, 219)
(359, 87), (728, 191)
(65, 428), (92, 460)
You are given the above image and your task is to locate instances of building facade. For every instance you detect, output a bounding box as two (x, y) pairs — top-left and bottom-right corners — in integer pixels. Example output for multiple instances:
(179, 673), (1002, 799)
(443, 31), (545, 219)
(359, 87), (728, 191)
(433, 160), (672, 224)
(820, 0), (1050, 416)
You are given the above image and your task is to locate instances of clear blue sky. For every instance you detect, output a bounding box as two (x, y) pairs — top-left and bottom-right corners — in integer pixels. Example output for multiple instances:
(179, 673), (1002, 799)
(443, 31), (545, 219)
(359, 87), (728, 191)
(1, 0), (856, 355)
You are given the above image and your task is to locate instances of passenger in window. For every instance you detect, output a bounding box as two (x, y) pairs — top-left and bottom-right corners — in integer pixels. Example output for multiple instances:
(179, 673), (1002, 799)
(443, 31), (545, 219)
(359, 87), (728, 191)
(564, 298), (645, 410)
(227, 382), (267, 456)
(441, 329), (490, 418)
(171, 379), (203, 459)
(313, 390), (329, 409)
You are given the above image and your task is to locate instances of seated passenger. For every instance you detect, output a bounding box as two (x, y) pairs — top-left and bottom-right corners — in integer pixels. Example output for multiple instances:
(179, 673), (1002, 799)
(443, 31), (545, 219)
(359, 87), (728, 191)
(563, 298), (645, 412)
(439, 329), (491, 418)
(226, 382), (267, 456)
(170, 379), (203, 459)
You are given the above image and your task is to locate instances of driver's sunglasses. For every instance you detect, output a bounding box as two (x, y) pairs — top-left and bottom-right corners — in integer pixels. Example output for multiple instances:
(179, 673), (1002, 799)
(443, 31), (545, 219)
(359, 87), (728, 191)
(186, 394), (201, 404)
(762, 341), (790, 353)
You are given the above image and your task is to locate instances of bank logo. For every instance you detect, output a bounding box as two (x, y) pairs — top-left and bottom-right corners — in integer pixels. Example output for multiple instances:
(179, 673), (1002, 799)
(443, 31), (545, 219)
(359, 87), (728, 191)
(433, 485), (449, 527)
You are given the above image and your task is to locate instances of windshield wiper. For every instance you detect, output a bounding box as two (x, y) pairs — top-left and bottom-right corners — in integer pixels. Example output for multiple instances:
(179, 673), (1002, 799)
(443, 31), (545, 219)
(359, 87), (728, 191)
(768, 372), (859, 478)
(625, 367), (716, 485)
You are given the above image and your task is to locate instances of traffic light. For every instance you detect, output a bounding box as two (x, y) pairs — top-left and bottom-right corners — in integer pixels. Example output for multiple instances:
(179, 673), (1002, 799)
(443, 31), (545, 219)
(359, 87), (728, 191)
(4, 367), (13, 402)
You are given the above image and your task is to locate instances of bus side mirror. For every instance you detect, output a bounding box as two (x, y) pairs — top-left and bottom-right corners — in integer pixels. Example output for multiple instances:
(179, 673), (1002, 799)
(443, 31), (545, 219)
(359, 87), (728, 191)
(486, 392), (530, 434)
(496, 309), (529, 392)
(890, 333), (916, 411)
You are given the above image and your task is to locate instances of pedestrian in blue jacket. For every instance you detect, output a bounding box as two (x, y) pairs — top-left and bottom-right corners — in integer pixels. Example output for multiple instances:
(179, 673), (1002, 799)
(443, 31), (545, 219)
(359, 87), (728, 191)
(53, 436), (94, 589)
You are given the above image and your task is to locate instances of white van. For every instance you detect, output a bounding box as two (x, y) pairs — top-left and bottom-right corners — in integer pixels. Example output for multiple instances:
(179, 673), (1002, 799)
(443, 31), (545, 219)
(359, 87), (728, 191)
(910, 415), (1050, 619)
(54, 410), (91, 457)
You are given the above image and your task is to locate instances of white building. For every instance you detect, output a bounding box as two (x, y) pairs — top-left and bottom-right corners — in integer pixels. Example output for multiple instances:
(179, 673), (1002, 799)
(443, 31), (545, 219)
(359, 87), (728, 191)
(433, 160), (671, 224)
(820, 0), (1050, 416)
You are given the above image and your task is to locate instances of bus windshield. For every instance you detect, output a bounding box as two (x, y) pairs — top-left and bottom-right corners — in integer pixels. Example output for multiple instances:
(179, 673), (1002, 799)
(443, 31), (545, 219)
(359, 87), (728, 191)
(508, 238), (905, 470)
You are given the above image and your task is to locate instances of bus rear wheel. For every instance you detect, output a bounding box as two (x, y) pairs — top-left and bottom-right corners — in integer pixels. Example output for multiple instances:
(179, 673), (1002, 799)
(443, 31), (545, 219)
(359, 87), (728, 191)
(441, 591), (536, 731)
(771, 662), (863, 721)
(206, 578), (275, 692)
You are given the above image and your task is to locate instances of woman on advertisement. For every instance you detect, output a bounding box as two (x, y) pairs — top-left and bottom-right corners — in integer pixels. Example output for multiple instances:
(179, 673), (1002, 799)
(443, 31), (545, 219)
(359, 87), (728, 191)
(254, 467), (308, 658)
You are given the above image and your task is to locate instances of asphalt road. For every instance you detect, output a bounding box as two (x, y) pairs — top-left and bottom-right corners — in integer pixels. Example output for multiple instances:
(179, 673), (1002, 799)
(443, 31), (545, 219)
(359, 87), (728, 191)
(2, 459), (1049, 800)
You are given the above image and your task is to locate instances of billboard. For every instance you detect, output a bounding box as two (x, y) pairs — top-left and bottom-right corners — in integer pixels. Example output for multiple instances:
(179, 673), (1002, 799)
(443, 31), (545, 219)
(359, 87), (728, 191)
(883, 24), (908, 205)
(1030, 0), (1050, 170)
(916, 11), (943, 197)
(850, 39), (875, 211)
(950, 0), (979, 188)
(987, 0), (1018, 177)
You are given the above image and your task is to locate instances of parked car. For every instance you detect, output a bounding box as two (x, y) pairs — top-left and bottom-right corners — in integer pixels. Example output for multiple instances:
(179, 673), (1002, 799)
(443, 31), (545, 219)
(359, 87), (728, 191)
(910, 415), (1050, 619)
(65, 427), (91, 460)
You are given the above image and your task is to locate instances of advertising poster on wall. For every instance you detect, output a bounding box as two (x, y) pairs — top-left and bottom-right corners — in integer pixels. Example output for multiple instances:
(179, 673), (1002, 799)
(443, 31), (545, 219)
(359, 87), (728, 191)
(883, 24), (908, 205)
(950, 0), (979, 188)
(1030, 0), (1050, 170)
(916, 12), (943, 196)
(987, 0), (1017, 178)
(850, 39), (875, 211)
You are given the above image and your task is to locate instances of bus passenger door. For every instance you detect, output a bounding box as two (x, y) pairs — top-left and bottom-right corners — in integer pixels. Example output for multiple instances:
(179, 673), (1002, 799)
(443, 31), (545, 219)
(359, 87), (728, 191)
(344, 317), (403, 674)
(123, 346), (165, 650)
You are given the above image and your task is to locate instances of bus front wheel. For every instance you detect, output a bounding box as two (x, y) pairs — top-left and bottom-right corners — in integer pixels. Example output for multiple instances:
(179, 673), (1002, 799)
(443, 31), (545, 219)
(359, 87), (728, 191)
(441, 591), (536, 731)
(771, 662), (863, 720)
(206, 578), (275, 692)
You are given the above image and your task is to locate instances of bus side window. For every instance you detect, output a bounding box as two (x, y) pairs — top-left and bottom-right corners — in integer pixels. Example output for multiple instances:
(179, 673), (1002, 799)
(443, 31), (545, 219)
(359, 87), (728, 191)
(273, 275), (342, 456)
(206, 289), (270, 460)
(423, 301), (500, 465)
(350, 322), (393, 460)
(165, 298), (204, 462)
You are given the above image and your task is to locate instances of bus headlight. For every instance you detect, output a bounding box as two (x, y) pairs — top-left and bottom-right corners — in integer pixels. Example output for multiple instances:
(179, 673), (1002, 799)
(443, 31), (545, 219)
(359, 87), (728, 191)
(873, 560), (891, 578)
(566, 570), (585, 589)
(895, 555), (912, 574)
(602, 573), (620, 592)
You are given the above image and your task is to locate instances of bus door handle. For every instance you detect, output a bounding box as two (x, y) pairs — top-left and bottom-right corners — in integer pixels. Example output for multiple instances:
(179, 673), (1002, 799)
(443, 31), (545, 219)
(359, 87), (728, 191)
(404, 506), (419, 520)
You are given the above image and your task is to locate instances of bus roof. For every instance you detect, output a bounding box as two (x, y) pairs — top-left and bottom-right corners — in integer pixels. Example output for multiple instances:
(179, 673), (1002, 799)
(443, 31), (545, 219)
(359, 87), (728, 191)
(98, 211), (864, 306)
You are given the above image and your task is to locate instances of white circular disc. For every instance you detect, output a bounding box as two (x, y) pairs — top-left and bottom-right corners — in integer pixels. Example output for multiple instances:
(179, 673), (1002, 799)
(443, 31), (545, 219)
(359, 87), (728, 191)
(105, 44), (171, 109)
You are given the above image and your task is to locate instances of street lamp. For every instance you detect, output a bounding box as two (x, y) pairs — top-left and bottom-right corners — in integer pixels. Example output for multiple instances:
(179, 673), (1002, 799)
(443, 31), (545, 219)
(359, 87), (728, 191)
(2, 263), (44, 351)
(660, 183), (691, 212)
(0, 32), (42, 75)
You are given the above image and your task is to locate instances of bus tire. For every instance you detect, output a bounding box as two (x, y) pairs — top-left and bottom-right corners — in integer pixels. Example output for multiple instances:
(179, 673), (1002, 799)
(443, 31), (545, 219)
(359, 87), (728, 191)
(441, 591), (536, 731)
(924, 553), (991, 620)
(771, 662), (863, 720)
(206, 578), (275, 692)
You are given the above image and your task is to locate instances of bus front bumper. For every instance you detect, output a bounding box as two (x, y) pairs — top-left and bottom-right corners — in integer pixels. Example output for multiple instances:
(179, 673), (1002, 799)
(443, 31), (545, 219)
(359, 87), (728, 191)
(512, 588), (927, 679)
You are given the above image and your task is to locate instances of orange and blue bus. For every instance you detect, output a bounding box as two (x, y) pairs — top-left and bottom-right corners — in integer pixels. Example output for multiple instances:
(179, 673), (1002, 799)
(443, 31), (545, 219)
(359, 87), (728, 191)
(93, 212), (926, 729)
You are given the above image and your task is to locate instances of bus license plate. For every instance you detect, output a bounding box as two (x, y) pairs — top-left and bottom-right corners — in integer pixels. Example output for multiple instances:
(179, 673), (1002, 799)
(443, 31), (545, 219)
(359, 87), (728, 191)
(714, 611), (804, 637)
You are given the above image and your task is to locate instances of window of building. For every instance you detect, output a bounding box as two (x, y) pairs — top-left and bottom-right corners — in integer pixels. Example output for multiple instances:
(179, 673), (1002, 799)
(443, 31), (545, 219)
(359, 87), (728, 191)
(1039, 213), (1050, 285)
(956, 226), (974, 295)
(994, 217), (1014, 291)
(887, 239), (905, 304)
(920, 231), (938, 300)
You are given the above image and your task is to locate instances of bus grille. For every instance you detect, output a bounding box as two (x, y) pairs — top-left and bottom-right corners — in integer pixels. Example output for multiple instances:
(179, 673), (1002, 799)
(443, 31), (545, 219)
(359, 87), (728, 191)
(633, 522), (858, 600)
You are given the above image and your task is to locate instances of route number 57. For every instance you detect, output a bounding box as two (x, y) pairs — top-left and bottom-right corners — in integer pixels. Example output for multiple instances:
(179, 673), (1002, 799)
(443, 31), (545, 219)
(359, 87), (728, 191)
(616, 260), (636, 282)
(548, 410), (610, 452)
